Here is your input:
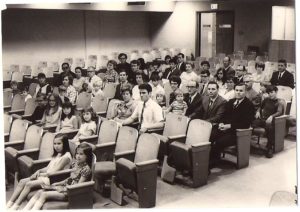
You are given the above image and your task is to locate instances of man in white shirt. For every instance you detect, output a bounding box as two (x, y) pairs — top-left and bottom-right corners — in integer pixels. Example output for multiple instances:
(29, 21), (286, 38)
(86, 66), (103, 92)
(116, 83), (164, 133)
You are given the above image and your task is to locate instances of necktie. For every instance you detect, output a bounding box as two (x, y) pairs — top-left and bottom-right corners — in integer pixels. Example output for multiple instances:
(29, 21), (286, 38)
(189, 96), (192, 105)
(208, 99), (214, 109)
(234, 100), (240, 109)
(278, 72), (282, 80)
(138, 101), (146, 130)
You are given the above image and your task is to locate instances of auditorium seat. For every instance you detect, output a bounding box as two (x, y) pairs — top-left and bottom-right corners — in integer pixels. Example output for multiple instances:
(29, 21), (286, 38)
(28, 82), (38, 97)
(8, 94), (26, 115)
(103, 83), (117, 99)
(5, 124), (43, 182)
(21, 65), (32, 76)
(222, 128), (253, 169)
(163, 119), (212, 187)
(4, 113), (12, 141)
(105, 99), (122, 120)
(111, 133), (160, 208)
(41, 154), (96, 209)
(5, 118), (28, 145)
(93, 126), (138, 196)
(3, 90), (13, 111)
(10, 64), (20, 73)
(17, 132), (55, 179)
(76, 92), (92, 112)
(91, 94), (108, 116)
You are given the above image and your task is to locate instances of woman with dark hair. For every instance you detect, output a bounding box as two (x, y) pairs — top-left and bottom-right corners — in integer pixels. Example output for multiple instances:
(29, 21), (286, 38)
(214, 68), (226, 91)
(40, 93), (62, 127)
(7, 135), (72, 210)
(56, 101), (78, 133)
(114, 85), (137, 120)
(62, 74), (77, 104)
(73, 67), (86, 92)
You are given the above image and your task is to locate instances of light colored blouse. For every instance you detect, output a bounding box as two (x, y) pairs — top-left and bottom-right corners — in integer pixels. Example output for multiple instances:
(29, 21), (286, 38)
(59, 115), (78, 133)
(41, 107), (62, 127)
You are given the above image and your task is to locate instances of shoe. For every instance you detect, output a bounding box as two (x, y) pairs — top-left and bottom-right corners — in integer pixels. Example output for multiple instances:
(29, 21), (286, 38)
(265, 148), (273, 158)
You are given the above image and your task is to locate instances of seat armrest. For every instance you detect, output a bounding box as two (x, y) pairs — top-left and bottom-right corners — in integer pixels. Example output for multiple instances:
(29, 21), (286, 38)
(31, 158), (52, 173)
(43, 125), (58, 132)
(114, 150), (135, 161)
(8, 109), (25, 115)
(147, 127), (164, 134)
(17, 148), (40, 159)
(67, 181), (95, 190)
(67, 181), (95, 209)
(79, 135), (98, 145)
(4, 140), (24, 149)
(168, 134), (186, 143)
(48, 169), (72, 184)
(96, 111), (107, 117)
(96, 142), (116, 148)
(61, 129), (79, 139)
(136, 159), (159, 172)
(191, 142), (211, 148)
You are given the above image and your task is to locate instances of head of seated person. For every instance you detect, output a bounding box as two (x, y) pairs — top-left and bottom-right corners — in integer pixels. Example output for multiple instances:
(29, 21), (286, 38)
(169, 75), (181, 92)
(138, 83), (152, 103)
(37, 73), (47, 86)
(187, 81), (199, 96)
(201, 60), (210, 72)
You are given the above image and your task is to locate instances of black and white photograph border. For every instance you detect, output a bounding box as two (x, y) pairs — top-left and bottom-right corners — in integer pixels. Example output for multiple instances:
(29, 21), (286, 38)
(0, 0), (299, 210)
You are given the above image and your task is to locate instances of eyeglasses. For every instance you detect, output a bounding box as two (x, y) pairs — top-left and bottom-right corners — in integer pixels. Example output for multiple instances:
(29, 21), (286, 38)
(119, 57), (126, 60)
(62, 66), (68, 70)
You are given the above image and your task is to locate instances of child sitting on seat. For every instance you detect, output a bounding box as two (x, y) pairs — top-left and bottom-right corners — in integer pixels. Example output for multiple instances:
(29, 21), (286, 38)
(23, 143), (93, 210)
(166, 88), (187, 116)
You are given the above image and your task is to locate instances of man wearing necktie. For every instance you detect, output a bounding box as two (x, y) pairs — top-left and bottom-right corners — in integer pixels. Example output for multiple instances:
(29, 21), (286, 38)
(270, 59), (294, 89)
(176, 53), (186, 72)
(115, 83), (164, 134)
(209, 83), (255, 168)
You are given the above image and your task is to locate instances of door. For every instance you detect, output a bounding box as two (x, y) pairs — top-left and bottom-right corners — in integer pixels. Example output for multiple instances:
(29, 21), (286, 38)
(216, 11), (234, 55)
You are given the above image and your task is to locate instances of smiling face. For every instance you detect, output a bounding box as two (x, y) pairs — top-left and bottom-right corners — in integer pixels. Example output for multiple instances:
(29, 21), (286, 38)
(122, 90), (131, 103)
(48, 95), (57, 107)
(83, 111), (92, 122)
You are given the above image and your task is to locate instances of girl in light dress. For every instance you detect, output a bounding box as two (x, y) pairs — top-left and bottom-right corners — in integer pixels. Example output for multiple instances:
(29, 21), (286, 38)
(40, 93), (62, 127)
(23, 143), (93, 210)
(56, 101), (79, 133)
(6, 135), (72, 210)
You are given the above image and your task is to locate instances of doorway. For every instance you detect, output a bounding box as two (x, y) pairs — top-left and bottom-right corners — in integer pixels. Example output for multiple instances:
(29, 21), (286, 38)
(196, 11), (235, 58)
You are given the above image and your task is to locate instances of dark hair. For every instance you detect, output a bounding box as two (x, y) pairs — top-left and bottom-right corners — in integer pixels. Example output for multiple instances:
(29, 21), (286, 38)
(178, 53), (185, 58)
(236, 65), (246, 72)
(226, 77), (234, 83)
(36, 92), (47, 100)
(234, 82), (246, 89)
(169, 75), (181, 87)
(107, 60), (117, 69)
(75, 143), (93, 170)
(201, 60), (210, 68)
(62, 62), (70, 68)
(215, 68), (226, 84)
(136, 72), (149, 83)
(138, 83), (152, 93)
(137, 58), (146, 70)
(63, 74), (74, 85)
(165, 55), (171, 61)
(61, 101), (75, 120)
(201, 69), (210, 76)
(37, 73), (46, 79)
(75, 67), (82, 72)
(45, 93), (60, 116)
(118, 53), (127, 60)
(224, 56), (231, 62)
(52, 134), (71, 157)
(208, 81), (219, 89)
(18, 83), (28, 92)
(278, 59), (287, 67)
(150, 72), (161, 81)
(266, 85), (278, 93)
(119, 69), (128, 76)
(81, 107), (97, 123)
(152, 60), (160, 67)
(255, 62), (265, 70)
(10, 80), (18, 86)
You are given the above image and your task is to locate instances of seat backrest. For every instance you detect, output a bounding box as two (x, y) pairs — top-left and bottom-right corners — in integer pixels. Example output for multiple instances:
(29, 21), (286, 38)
(21, 65), (32, 76)
(11, 71), (23, 82)
(91, 95), (108, 114)
(163, 113), (189, 137)
(185, 119), (212, 146)
(103, 83), (117, 99)
(134, 133), (160, 163)
(276, 85), (293, 102)
(115, 126), (138, 153)
(76, 92), (92, 109)
(3, 70), (12, 81)
(163, 82), (173, 107)
(97, 120), (119, 145)
(106, 99), (122, 119)
(23, 125), (43, 150)
(10, 94), (26, 111)
(4, 113), (12, 134)
(3, 90), (13, 107)
(24, 98), (37, 116)
(38, 132), (55, 160)
(28, 83), (38, 97)
(9, 119), (29, 142)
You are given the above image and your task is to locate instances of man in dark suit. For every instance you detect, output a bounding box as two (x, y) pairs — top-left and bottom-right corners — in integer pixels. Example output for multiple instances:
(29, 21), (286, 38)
(116, 53), (131, 74)
(270, 59), (294, 89)
(113, 69), (132, 100)
(163, 58), (181, 79)
(177, 53), (186, 72)
(199, 70), (210, 96)
(185, 81), (202, 119)
(59, 62), (76, 86)
(233, 65), (246, 85)
(210, 83), (255, 165)
(222, 56), (235, 79)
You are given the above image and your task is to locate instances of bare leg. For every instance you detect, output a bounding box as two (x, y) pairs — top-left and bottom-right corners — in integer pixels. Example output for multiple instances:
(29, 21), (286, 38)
(7, 178), (30, 208)
(32, 190), (66, 210)
(23, 189), (43, 210)
(13, 179), (44, 208)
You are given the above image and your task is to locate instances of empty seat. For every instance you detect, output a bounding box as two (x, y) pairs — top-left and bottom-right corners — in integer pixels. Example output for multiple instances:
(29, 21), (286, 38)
(91, 95), (108, 116)
(105, 99), (123, 119)
(111, 133), (160, 208)
(165, 119), (212, 187)
(76, 92), (92, 111)
(3, 90), (13, 110)
(8, 94), (26, 115)
(103, 83), (117, 99)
